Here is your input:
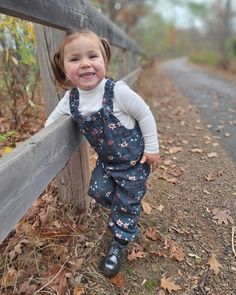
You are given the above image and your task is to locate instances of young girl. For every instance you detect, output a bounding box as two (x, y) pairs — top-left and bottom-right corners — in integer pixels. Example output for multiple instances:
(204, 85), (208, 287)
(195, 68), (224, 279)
(45, 30), (160, 277)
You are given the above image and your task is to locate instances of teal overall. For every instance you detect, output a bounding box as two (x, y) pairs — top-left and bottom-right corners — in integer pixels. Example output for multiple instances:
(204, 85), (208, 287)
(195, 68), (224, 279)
(69, 79), (150, 241)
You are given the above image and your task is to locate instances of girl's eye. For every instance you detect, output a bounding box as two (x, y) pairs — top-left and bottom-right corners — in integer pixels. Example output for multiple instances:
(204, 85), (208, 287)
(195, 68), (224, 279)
(90, 55), (97, 59)
(70, 57), (79, 62)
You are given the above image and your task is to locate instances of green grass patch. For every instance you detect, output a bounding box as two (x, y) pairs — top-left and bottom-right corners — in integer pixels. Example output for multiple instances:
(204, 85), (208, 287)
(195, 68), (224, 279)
(145, 278), (157, 291)
(0, 131), (17, 143)
(189, 51), (220, 66)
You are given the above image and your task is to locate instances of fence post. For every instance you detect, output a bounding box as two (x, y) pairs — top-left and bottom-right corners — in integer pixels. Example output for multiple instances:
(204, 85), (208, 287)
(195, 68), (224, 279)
(34, 25), (91, 213)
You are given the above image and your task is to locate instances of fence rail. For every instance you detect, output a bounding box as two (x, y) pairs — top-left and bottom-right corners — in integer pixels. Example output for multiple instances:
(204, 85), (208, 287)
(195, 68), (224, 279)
(0, 0), (142, 53)
(0, 0), (142, 244)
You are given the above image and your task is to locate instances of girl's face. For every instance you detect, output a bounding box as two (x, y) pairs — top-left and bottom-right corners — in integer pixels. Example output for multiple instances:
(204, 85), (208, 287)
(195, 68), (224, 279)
(63, 35), (106, 90)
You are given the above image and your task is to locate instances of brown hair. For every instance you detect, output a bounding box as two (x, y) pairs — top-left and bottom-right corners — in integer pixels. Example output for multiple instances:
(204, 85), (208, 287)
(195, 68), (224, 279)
(51, 30), (111, 89)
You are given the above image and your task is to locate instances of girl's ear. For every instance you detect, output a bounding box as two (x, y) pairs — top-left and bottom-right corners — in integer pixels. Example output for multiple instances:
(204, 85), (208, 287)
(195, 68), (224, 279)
(100, 38), (111, 64)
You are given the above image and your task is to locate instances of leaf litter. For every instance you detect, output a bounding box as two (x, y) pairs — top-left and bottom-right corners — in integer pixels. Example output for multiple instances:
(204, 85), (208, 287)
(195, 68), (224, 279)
(1, 61), (236, 294)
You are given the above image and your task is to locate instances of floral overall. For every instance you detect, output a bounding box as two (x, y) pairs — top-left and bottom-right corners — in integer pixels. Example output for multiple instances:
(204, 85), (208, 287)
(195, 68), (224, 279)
(69, 79), (150, 241)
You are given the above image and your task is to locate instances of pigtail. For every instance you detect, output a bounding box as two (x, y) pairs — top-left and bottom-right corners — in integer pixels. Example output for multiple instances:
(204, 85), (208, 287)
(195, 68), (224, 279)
(100, 38), (111, 65)
(51, 52), (70, 89)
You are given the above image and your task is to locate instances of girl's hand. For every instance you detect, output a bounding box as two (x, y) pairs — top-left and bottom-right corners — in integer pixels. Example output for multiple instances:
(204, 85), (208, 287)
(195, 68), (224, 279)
(140, 152), (160, 172)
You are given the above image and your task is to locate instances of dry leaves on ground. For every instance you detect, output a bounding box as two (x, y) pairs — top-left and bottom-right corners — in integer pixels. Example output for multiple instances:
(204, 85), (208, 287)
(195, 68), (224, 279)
(212, 208), (234, 225)
(207, 254), (223, 275)
(160, 277), (182, 294)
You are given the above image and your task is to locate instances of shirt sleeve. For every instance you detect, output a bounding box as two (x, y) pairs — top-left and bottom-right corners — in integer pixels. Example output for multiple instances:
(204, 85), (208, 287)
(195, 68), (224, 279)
(114, 81), (159, 154)
(45, 91), (71, 127)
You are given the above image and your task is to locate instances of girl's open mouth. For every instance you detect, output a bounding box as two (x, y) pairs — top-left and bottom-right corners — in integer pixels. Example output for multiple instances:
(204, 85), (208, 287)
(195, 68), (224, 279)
(80, 72), (95, 78)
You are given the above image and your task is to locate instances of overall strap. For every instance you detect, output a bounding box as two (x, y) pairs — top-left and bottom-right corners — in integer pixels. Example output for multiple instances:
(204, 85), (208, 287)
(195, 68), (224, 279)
(103, 78), (116, 115)
(69, 88), (81, 122)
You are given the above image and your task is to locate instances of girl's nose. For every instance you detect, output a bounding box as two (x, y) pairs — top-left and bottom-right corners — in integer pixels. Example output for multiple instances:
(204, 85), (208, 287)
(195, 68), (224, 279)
(80, 58), (91, 68)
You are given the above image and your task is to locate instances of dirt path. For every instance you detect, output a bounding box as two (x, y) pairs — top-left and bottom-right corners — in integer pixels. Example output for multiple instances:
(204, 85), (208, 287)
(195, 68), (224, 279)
(0, 61), (235, 295)
(134, 61), (236, 294)
(164, 57), (236, 162)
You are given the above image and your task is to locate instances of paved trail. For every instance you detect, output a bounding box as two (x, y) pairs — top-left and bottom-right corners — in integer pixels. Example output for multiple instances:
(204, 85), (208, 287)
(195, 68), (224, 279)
(164, 58), (236, 162)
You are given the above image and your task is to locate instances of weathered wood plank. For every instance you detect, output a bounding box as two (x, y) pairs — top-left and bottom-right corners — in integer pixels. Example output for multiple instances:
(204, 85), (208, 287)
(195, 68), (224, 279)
(122, 69), (141, 88)
(34, 24), (91, 211)
(0, 0), (142, 54)
(0, 116), (83, 244)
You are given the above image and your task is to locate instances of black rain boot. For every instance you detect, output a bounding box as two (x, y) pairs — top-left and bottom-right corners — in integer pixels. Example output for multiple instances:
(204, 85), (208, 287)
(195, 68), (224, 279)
(102, 239), (128, 277)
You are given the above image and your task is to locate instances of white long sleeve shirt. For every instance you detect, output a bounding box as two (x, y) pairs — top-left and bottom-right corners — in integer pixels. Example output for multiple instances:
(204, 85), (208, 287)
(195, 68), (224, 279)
(45, 78), (159, 154)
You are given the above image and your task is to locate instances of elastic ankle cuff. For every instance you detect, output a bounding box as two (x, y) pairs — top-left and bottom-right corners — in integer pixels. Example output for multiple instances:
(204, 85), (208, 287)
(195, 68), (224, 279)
(115, 237), (128, 246)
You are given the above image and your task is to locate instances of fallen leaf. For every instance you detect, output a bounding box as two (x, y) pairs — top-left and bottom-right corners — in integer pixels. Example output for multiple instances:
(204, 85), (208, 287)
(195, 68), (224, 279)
(204, 172), (215, 182)
(142, 199), (152, 215)
(228, 120), (236, 126)
(160, 277), (182, 293)
(159, 173), (178, 184)
(203, 190), (211, 195)
(49, 270), (69, 294)
(195, 126), (203, 130)
(217, 170), (224, 177)
(182, 140), (189, 144)
(153, 249), (169, 258)
(190, 148), (203, 154)
(157, 204), (164, 212)
(170, 243), (185, 262)
(169, 167), (185, 177)
(132, 242), (144, 252)
(188, 253), (202, 261)
(207, 254), (222, 275)
(213, 209), (234, 225)
(163, 159), (173, 166)
(109, 272), (125, 288)
(127, 248), (145, 261)
(18, 281), (37, 295)
(146, 228), (159, 241)
(0, 268), (18, 287)
(2, 146), (13, 155)
(208, 152), (218, 158)
(73, 286), (85, 295)
(169, 147), (183, 154)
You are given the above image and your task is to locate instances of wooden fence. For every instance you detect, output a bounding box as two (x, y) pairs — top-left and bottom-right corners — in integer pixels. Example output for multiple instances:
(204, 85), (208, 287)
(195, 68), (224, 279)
(0, 0), (143, 244)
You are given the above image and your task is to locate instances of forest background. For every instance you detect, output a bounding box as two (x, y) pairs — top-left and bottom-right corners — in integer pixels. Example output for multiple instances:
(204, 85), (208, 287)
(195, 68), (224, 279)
(0, 0), (236, 138)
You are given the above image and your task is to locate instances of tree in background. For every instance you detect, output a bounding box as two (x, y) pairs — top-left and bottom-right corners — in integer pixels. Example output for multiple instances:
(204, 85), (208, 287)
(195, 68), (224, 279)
(0, 15), (39, 129)
(205, 0), (235, 68)
(92, 0), (236, 70)
(91, 0), (151, 35)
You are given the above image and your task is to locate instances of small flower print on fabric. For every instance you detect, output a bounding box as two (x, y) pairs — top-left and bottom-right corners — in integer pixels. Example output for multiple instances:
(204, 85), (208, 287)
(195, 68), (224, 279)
(128, 176), (137, 181)
(92, 129), (99, 136)
(115, 233), (122, 239)
(108, 123), (116, 129)
(116, 219), (123, 227)
(130, 160), (137, 166)
(105, 191), (112, 197)
(124, 223), (129, 229)
(120, 142), (128, 148)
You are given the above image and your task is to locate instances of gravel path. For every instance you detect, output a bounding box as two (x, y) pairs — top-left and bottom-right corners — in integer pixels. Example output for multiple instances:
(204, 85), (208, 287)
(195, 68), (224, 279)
(164, 58), (236, 162)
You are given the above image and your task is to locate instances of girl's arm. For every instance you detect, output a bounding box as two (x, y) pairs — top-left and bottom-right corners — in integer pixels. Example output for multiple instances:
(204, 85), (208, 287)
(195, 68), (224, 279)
(45, 91), (71, 127)
(114, 82), (160, 171)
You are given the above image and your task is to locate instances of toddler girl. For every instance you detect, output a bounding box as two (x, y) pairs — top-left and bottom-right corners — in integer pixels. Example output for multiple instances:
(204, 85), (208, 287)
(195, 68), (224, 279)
(45, 30), (160, 277)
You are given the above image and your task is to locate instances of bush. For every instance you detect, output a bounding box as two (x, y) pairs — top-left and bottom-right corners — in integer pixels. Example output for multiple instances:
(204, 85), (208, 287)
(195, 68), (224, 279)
(189, 51), (220, 66)
(0, 15), (39, 129)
